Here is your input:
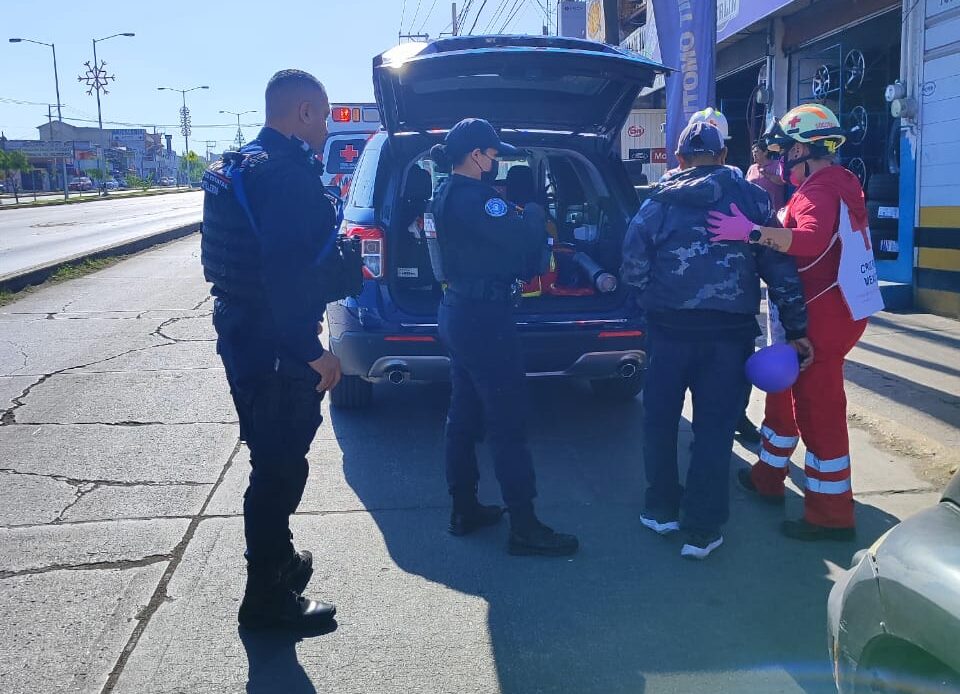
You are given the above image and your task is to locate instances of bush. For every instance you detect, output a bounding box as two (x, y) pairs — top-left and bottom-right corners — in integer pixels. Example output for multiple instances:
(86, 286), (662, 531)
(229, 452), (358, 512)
(125, 173), (153, 191)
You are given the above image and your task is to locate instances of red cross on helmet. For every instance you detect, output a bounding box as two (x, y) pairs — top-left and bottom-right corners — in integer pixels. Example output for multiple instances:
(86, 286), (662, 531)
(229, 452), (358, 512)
(768, 104), (847, 155)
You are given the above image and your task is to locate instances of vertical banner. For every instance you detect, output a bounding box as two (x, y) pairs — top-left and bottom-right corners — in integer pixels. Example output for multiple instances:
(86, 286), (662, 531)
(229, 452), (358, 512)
(652, 0), (718, 168)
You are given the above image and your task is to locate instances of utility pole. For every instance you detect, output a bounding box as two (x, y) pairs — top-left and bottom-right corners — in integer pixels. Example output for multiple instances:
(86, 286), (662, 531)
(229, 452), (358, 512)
(399, 32), (430, 41)
(9, 37), (68, 199)
(452, 2), (458, 35)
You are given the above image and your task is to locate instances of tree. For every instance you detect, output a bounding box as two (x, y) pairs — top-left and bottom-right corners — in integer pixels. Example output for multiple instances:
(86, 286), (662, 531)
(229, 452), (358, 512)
(0, 151), (31, 204)
(179, 151), (206, 185)
(88, 167), (108, 195)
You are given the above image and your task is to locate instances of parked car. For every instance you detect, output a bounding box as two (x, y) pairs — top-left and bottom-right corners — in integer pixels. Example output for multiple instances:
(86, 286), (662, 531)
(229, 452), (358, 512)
(828, 467), (960, 693)
(159, 176), (176, 187)
(68, 176), (94, 191)
(104, 179), (119, 191)
(326, 35), (665, 409)
(0, 181), (5, 194)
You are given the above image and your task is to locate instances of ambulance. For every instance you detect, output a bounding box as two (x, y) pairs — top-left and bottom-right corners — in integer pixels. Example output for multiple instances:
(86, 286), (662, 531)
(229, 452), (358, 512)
(322, 103), (381, 200)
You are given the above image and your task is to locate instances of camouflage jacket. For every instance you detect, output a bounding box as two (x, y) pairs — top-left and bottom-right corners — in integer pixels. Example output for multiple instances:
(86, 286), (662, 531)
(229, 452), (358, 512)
(620, 165), (807, 339)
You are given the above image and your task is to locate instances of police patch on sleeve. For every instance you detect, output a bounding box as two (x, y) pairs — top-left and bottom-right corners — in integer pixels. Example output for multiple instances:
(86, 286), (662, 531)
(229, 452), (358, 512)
(485, 198), (508, 218)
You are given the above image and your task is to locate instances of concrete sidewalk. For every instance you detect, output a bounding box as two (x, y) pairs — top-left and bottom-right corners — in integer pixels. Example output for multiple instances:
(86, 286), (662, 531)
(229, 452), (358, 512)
(0, 236), (956, 694)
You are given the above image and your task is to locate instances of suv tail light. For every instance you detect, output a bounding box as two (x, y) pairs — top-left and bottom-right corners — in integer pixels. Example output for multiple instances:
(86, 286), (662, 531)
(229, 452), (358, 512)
(342, 223), (385, 280)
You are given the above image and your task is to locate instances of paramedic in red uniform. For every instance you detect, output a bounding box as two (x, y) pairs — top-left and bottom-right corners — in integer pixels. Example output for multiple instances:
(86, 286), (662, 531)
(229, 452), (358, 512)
(707, 104), (874, 542)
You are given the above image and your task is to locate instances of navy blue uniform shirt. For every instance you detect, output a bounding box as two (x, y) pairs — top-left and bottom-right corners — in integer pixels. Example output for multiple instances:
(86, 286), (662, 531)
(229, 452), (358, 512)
(436, 173), (546, 283)
(201, 127), (338, 374)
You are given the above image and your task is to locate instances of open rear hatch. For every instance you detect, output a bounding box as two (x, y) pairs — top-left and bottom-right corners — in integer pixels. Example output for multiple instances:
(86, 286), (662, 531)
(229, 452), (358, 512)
(373, 35), (666, 147)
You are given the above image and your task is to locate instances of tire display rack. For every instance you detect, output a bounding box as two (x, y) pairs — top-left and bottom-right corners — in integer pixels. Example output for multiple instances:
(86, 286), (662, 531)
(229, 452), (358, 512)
(795, 38), (901, 260)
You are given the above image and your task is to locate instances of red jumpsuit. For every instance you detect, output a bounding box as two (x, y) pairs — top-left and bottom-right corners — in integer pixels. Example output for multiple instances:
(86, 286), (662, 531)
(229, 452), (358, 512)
(750, 165), (869, 528)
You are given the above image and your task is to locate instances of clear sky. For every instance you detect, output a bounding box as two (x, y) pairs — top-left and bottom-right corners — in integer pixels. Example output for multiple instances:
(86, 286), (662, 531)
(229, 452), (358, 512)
(2, 0), (551, 153)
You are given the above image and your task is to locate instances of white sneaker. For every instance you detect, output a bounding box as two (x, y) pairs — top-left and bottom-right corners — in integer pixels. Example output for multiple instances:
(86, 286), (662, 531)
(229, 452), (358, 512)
(680, 532), (724, 560)
(639, 513), (680, 536)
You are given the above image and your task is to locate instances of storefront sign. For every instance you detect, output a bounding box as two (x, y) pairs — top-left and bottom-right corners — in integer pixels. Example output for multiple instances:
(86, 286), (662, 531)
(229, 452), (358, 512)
(6, 140), (72, 158)
(717, 0), (793, 42)
(586, 0), (605, 41)
(628, 0), (793, 64)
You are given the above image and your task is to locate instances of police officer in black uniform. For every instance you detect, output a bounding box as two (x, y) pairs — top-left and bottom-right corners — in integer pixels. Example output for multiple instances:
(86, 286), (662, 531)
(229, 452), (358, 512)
(201, 69), (350, 629)
(430, 118), (578, 556)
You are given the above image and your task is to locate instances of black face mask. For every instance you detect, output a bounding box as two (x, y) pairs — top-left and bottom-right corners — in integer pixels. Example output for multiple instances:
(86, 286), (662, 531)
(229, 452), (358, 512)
(475, 152), (499, 185)
(481, 158), (500, 185)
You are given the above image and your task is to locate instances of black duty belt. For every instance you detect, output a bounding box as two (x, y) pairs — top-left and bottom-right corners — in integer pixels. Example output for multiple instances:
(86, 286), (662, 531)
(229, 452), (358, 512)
(446, 278), (521, 303)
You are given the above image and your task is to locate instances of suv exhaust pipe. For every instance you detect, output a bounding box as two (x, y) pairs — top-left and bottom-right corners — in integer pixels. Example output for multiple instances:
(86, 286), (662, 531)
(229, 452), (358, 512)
(386, 368), (408, 385)
(618, 361), (639, 379)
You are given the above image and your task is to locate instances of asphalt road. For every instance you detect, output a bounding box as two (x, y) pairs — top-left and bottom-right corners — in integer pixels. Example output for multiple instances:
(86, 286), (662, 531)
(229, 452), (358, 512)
(0, 192), (202, 279)
(0, 236), (955, 694)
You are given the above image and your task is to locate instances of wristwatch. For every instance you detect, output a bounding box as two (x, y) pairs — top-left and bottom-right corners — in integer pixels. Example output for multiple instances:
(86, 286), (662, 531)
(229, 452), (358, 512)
(748, 226), (763, 243)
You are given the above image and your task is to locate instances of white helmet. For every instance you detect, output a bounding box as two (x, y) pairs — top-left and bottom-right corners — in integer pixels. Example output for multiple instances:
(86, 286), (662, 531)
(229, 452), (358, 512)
(688, 107), (731, 141)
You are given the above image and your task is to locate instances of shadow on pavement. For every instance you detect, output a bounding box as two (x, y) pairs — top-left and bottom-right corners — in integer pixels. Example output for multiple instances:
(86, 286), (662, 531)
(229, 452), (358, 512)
(332, 379), (900, 694)
(844, 360), (960, 431)
(868, 315), (960, 351)
(239, 621), (338, 694)
(854, 340), (960, 380)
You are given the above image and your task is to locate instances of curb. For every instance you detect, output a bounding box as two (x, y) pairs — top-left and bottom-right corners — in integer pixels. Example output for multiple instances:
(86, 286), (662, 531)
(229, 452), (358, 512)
(0, 223), (201, 293)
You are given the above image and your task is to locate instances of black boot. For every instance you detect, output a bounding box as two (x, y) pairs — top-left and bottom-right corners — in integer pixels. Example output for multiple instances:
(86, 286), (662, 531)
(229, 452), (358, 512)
(781, 519), (856, 542)
(735, 414), (762, 445)
(449, 488), (504, 536)
(737, 469), (785, 506)
(508, 514), (579, 557)
(239, 567), (336, 631)
(279, 550), (313, 595)
(449, 504), (505, 536)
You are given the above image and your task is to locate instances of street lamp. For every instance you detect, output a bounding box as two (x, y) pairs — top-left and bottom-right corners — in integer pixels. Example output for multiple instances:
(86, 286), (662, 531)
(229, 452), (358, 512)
(219, 109), (256, 149)
(157, 85), (209, 157)
(9, 37), (69, 199)
(83, 32), (135, 191)
(88, 33), (135, 130)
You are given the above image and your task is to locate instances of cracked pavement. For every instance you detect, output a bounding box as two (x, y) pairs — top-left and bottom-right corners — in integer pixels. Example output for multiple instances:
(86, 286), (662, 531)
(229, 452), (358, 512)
(0, 234), (958, 694)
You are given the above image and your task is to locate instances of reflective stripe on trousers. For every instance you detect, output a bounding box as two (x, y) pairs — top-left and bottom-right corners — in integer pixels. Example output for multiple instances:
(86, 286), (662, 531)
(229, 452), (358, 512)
(760, 425), (800, 450)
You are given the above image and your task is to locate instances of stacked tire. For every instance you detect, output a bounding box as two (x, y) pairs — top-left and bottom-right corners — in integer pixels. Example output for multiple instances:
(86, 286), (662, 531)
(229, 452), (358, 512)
(866, 173), (900, 261)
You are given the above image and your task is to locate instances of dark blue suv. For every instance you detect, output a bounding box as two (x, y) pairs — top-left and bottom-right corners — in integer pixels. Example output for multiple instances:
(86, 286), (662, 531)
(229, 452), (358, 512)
(327, 35), (665, 409)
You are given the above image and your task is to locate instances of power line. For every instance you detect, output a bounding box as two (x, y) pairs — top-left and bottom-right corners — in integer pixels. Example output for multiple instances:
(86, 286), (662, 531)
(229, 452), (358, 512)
(400, 0), (408, 33)
(56, 115), (263, 129)
(499, 0), (525, 33)
(418, 0), (441, 32)
(0, 97), (64, 107)
(408, 0), (425, 32)
(457, 0), (473, 30)
(482, 0), (512, 33)
(467, 0), (490, 34)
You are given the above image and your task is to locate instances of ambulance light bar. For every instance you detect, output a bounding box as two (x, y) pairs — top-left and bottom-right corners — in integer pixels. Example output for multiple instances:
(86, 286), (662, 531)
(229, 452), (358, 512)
(331, 105), (382, 124)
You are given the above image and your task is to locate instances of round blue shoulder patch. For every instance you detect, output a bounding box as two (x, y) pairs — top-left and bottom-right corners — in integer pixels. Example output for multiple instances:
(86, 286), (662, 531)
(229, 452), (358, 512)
(485, 198), (508, 218)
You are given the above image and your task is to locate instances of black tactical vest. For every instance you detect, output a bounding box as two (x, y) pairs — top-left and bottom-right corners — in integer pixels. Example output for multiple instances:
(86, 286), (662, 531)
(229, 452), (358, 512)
(200, 150), (267, 304)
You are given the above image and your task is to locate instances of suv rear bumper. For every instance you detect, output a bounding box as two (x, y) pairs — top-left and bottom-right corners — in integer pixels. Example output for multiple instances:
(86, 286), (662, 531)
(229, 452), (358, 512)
(329, 330), (646, 384)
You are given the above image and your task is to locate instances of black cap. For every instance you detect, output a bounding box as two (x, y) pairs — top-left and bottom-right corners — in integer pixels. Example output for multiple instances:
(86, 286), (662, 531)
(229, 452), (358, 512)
(444, 118), (518, 159)
(677, 121), (725, 156)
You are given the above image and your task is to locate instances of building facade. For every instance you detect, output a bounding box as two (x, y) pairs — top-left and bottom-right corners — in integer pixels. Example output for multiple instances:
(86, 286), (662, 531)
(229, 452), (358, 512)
(615, 0), (960, 317)
(1, 121), (181, 190)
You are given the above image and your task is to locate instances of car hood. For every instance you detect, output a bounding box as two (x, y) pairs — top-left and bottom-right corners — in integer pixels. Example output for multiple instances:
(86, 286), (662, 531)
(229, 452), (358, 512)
(372, 35), (667, 145)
